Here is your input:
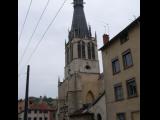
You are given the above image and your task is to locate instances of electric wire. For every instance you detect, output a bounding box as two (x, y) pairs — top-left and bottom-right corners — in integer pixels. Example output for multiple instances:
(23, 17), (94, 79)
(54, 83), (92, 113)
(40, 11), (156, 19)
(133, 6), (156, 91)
(22, 0), (68, 68)
(18, 0), (33, 42)
(18, 0), (50, 65)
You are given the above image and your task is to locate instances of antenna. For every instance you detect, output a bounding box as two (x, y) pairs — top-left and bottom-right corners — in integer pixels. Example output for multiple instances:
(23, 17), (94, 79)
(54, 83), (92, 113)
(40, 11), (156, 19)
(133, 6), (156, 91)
(104, 26), (107, 34)
(133, 15), (137, 20)
(104, 24), (110, 35)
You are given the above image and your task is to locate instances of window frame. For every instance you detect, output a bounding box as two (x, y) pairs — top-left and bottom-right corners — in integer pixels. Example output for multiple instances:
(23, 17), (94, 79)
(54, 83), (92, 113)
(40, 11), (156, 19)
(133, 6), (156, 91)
(126, 78), (138, 98)
(120, 32), (129, 44)
(28, 117), (31, 120)
(87, 42), (91, 59)
(33, 117), (37, 120)
(82, 41), (86, 59)
(28, 109), (31, 114)
(114, 83), (124, 101)
(91, 42), (95, 60)
(116, 112), (126, 120)
(112, 57), (121, 75)
(39, 110), (42, 114)
(39, 117), (42, 120)
(122, 49), (133, 69)
(78, 41), (82, 58)
(34, 109), (37, 114)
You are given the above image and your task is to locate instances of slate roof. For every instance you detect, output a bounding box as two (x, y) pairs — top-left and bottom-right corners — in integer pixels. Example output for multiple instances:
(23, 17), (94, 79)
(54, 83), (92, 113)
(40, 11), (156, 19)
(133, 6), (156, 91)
(69, 0), (91, 40)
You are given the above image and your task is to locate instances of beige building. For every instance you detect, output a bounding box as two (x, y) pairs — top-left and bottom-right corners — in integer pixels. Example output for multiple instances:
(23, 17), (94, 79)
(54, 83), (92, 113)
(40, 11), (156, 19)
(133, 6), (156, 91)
(100, 17), (140, 120)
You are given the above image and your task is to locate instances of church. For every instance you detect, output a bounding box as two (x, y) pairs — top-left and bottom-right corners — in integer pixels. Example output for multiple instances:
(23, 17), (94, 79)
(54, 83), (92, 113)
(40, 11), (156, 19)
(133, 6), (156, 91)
(56, 1), (140, 120)
(56, 0), (105, 120)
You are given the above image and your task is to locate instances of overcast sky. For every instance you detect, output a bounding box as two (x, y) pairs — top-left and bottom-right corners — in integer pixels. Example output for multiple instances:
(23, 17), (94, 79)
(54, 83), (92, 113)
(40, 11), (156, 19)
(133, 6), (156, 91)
(18, 0), (140, 99)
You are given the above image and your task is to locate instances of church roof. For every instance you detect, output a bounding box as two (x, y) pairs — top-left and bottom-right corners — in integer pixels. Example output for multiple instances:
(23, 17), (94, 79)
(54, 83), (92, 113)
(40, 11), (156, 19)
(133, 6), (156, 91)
(69, 0), (91, 40)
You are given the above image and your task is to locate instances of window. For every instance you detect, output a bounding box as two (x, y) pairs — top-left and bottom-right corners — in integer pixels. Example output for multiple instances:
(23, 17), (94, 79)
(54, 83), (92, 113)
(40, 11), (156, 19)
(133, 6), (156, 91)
(28, 109), (31, 114)
(97, 113), (102, 120)
(39, 110), (42, 114)
(28, 117), (31, 120)
(85, 65), (91, 70)
(45, 117), (48, 120)
(34, 118), (37, 120)
(78, 41), (81, 58)
(127, 78), (137, 98)
(112, 58), (120, 74)
(39, 117), (42, 120)
(122, 49), (133, 69)
(120, 32), (129, 44)
(34, 110), (37, 114)
(91, 43), (95, 60)
(44, 110), (48, 113)
(87, 43), (91, 59)
(114, 84), (123, 101)
(86, 91), (95, 104)
(87, 42), (95, 60)
(77, 41), (86, 59)
(82, 41), (86, 58)
(117, 113), (125, 120)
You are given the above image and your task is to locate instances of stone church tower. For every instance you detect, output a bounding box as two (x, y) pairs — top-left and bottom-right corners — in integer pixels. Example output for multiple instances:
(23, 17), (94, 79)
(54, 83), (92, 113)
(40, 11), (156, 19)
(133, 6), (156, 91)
(57, 0), (102, 119)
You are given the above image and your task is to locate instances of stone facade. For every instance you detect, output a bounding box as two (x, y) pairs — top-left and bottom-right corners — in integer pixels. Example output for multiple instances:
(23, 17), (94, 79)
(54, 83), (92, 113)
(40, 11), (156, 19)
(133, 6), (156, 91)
(56, 1), (104, 120)
(100, 17), (140, 120)
(88, 92), (106, 120)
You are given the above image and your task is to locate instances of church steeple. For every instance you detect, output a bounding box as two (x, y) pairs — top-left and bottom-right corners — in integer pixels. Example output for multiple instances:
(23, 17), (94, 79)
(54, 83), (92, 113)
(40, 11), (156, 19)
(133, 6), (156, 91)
(65, 0), (100, 78)
(69, 0), (90, 41)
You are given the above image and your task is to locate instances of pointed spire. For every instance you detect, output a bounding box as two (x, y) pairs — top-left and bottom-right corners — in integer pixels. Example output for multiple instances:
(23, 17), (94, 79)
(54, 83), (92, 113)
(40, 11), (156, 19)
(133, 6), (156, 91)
(58, 76), (60, 82)
(70, 0), (90, 40)
(88, 25), (92, 37)
(95, 31), (97, 40)
(58, 76), (61, 86)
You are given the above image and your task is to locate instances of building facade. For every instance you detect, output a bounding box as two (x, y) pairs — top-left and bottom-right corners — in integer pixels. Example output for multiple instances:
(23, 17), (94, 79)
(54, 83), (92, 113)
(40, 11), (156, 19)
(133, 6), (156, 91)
(18, 96), (57, 120)
(100, 17), (140, 120)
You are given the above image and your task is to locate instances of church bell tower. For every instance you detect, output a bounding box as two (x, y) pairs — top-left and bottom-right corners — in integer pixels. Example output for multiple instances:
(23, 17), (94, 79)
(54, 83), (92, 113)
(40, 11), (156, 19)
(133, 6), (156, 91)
(65, 0), (100, 79)
(57, 1), (101, 118)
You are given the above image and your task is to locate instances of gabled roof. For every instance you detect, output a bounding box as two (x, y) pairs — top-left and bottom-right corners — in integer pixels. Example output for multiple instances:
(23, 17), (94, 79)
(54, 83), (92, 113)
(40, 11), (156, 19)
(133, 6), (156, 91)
(99, 16), (140, 51)
(29, 102), (56, 111)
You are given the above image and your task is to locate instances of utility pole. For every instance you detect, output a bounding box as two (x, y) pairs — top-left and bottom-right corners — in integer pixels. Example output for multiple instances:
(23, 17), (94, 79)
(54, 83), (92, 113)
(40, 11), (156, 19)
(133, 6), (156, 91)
(24, 65), (30, 120)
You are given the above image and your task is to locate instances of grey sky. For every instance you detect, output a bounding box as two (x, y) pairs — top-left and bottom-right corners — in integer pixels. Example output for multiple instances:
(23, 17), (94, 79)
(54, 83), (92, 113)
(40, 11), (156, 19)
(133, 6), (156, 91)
(18, 0), (140, 99)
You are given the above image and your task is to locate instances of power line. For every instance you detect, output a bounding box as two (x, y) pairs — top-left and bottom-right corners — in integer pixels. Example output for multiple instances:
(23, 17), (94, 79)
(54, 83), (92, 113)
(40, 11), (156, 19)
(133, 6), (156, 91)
(18, 0), (33, 42)
(18, 0), (50, 65)
(21, 0), (68, 68)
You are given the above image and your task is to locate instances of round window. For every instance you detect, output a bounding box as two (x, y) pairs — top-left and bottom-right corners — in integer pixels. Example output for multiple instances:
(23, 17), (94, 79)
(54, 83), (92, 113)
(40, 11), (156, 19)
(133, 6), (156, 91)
(85, 65), (91, 70)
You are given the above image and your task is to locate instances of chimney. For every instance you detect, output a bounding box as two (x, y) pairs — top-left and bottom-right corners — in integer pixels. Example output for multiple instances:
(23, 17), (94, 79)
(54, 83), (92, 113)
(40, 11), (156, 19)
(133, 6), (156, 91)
(103, 34), (109, 45)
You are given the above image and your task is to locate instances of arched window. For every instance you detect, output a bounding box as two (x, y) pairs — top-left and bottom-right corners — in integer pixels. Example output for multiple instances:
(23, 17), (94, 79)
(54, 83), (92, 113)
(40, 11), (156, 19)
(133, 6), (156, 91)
(92, 43), (95, 60)
(88, 42), (91, 59)
(78, 41), (81, 58)
(97, 113), (102, 120)
(86, 91), (95, 104)
(82, 41), (86, 58)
